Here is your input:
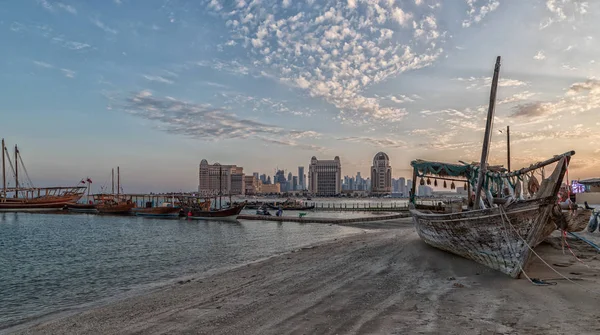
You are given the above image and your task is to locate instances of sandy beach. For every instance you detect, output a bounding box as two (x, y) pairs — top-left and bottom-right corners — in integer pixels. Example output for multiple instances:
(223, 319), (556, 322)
(12, 218), (600, 335)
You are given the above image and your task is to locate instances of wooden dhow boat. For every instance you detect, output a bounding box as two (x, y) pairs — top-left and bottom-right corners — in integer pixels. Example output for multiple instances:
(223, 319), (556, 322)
(93, 167), (134, 215)
(409, 152), (574, 278)
(409, 56), (583, 278)
(185, 201), (246, 221)
(0, 139), (86, 212)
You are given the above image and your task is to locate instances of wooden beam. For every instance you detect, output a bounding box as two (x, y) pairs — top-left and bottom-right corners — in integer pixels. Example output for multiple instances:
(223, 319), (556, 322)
(474, 56), (501, 209)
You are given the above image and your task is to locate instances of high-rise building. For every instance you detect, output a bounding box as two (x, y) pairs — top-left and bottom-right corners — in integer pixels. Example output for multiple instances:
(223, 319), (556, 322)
(371, 152), (392, 195)
(292, 176), (298, 191)
(244, 175), (261, 195)
(298, 166), (305, 190)
(275, 170), (288, 192)
(287, 172), (293, 185)
(309, 156), (341, 196)
(266, 176), (272, 184)
(198, 159), (245, 196)
(398, 177), (406, 196)
(259, 174), (267, 184)
(253, 172), (259, 180)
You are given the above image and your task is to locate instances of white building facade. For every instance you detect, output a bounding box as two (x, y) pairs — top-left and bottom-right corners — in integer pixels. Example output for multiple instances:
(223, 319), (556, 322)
(308, 156), (341, 196)
(198, 159), (245, 196)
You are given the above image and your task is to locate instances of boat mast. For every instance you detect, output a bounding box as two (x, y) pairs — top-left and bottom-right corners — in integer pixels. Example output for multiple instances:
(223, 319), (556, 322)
(1, 139), (5, 199)
(474, 56), (501, 209)
(117, 166), (120, 197)
(506, 125), (511, 172)
(219, 165), (222, 210)
(14, 145), (18, 198)
(112, 168), (115, 195)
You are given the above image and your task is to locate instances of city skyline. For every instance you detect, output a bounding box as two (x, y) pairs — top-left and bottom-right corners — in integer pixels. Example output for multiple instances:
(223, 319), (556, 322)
(2, 1), (599, 193)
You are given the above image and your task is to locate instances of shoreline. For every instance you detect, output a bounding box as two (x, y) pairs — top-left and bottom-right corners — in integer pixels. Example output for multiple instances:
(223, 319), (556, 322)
(2, 219), (401, 334)
(10, 220), (600, 335)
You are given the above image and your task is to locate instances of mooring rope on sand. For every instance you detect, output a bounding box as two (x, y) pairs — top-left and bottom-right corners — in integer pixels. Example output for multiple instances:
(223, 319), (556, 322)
(498, 206), (600, 295)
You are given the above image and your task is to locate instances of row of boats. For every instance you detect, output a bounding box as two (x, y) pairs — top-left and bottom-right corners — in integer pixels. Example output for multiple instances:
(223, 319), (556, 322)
(0, 146), (246, 220)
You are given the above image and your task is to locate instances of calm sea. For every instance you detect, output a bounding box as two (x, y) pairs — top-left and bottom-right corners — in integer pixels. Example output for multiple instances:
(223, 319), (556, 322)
(0, 212), (364, 330)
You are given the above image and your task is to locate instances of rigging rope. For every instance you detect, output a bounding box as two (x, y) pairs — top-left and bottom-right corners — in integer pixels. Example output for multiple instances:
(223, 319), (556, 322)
(498, 206), (600, 295)
(3, 147), (17, 185)
(17, 151), (34, 188)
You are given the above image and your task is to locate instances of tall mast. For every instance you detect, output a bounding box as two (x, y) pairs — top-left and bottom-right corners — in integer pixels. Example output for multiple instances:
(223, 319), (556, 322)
(507, 125), (511, 172)
(112, 168), (115, 195)
(14, 145), (19, 198)
(474, 56), (501, 209)
(219, 165), (222, 210)
(117, 166), (120, 197)
(1, 139), (5, 199)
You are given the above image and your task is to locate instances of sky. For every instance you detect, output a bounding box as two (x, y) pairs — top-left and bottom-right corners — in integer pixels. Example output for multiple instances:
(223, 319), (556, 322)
(1, 0), (599, 193)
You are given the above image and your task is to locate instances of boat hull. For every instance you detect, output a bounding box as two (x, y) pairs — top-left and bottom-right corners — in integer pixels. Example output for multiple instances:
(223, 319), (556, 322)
(187, 203), (245, 221)
(0, 196), (81, 212)
(133, 207), (181, 218)
(97, 203), (135, 215)
(410, 198), (556, 278)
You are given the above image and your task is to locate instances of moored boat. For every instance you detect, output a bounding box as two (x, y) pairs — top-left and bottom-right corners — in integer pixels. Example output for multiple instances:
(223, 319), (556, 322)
(0, 139), (86, 212)
(133, 203), (181, 218)
(186, 202), (246, 221)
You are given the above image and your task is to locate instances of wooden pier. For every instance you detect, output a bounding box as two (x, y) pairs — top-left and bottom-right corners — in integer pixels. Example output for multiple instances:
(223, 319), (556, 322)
(237, 212), (411, 224)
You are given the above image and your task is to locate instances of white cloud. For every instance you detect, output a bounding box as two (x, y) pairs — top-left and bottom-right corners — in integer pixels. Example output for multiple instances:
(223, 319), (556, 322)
(282, 0), (291, 8)
(391, 7), (412, 26)
(533, 50), (546, 60)
(33, 60), (54, 68)
(56, 3), (77, 14)
(498, 91), (536, 105)
(61, 68), (76, 78)
(462, 0), (500, 28)
(91, 18), (118, 34)
(143, 75), (174, 84)
(201, 0), (496, 124)
(455, 76), (528, 90)
(541, 0), (589, 29)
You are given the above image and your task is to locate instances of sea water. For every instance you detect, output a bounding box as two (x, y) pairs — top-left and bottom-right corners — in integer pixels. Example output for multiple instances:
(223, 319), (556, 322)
(0, 212), (362, 329)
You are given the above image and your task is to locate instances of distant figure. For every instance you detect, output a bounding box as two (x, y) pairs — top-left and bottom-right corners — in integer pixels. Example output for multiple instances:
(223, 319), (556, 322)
(276, 207), (283, 217)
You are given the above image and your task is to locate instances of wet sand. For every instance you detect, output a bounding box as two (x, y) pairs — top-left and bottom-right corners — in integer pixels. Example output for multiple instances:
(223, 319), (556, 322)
(13, 219), (600, 334)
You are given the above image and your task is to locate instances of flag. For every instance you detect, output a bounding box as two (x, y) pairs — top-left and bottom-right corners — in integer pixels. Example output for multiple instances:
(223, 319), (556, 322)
(86, 178), (93, 184)
(80, 180), (86, 184)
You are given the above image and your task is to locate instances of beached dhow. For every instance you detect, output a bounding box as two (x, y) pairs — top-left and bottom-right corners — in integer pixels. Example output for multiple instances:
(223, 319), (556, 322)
(409, 56), (583, 278)
(0, 139), (86, 212)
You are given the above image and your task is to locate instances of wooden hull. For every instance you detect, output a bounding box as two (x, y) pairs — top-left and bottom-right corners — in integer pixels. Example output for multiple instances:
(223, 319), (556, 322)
(96, 202), (136, 215)
(410, 198), (556, 278)
(187, 204), (245, 221)
(133, 207), (181, 218)
(67, 204), (99, 214)
(0, 194), (82, 212)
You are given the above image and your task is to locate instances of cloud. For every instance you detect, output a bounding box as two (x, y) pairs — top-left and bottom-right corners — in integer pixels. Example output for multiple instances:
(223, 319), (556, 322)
(510, 102), (551, 118)
(38, 1), (77, 15)
(33, 60), (54, 68)
(533, 50), (546, 60)
(455, 76), (528, 90)
(540, 0), (589, 29)
(91, 18), (118, 34)
(498, 91), (536, 104)
(203, 1), (459, 123)
(337, 136), (407, 148)
(32, 60), (75, 78)
(120, 91), (322, 150)
(511, 78), (600, 118)
(462, 0), (500, 28)
(57, 3), (77, 14)
(143, 75), (174, 84)
(60, 68), (76, 78)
